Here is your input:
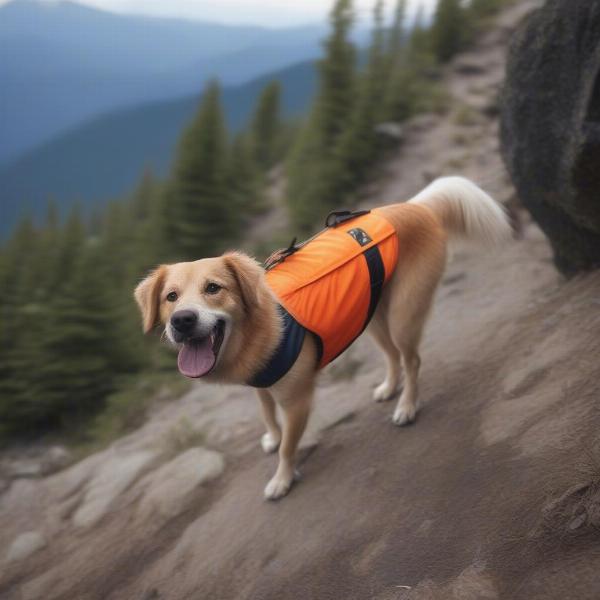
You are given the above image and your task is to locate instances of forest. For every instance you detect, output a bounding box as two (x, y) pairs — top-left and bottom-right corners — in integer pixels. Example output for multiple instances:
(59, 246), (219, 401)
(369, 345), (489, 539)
(0, 0), (509, 445)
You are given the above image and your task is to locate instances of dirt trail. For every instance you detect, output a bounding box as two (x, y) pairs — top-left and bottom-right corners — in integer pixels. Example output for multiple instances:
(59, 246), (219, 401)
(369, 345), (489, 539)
(3, 2), (600, 598)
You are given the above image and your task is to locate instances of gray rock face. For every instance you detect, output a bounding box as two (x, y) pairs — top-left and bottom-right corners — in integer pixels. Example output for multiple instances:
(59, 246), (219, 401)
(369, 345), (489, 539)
(72, 450), (158, 529)
(138, 448), (225, 521)
(5, 532), (46, 563)
(500, 0), (600, 274)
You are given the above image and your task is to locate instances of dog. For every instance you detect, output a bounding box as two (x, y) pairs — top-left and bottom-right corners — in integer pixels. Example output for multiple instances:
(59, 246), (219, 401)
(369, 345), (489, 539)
(134, 177), (511, 500)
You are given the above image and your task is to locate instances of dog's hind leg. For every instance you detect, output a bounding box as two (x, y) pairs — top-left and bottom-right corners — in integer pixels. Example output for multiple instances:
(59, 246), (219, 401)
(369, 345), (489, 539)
(257, 389), (281, 454)
(368, 313), (402, 402)
(385, 228), (447, 426)
(392, 332), (423, 426)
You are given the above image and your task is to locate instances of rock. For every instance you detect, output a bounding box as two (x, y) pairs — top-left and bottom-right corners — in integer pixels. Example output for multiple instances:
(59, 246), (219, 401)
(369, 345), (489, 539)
(73, 450), (158, 529)
(500, 0), (600, 274)
(138, 448), (224, 521)
(5, 531), (46, 563)
(1, 445), (72, 481)
(42, 446), (72, 474)
(374, 122), (404, 141)
(4, 458), (43, 479)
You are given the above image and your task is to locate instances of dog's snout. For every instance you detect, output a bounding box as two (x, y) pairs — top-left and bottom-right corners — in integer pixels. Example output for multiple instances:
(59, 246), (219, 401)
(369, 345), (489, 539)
(171, 310), (198, 335)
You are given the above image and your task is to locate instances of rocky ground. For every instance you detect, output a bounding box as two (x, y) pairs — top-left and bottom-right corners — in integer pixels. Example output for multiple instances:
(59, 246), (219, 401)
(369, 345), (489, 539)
(3, 1), (600, 598)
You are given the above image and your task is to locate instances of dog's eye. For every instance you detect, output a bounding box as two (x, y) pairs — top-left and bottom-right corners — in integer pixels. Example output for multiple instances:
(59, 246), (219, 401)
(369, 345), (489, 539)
(205, 282), (221, 295)
(166, 291), (178, 302)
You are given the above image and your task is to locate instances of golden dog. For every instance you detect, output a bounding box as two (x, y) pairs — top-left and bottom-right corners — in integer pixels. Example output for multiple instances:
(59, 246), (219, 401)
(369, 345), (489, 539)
(135, 177), (511, 500)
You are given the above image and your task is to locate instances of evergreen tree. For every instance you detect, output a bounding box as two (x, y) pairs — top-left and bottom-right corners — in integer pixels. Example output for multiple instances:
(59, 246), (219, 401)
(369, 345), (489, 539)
(30, 245), (128, 429)
(249, 82), (282, 171)
(51, 207), (85, 293)
(432, 0), (467, 63)
(387, 0), (408, 61)
(286, 0), (357, 231)
(383, 5), (439, 122)
(167, 81), (238, 260)
(228, 133), (265, 215)
(334, 0), (388, 190)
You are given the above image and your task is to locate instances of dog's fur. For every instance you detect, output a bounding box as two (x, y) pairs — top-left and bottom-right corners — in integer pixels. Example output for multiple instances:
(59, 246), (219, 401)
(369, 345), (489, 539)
(135, 177), (511, 500)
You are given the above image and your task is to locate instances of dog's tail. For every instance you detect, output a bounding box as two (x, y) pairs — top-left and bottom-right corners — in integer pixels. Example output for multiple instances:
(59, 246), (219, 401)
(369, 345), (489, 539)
(408, 176), (512, 245)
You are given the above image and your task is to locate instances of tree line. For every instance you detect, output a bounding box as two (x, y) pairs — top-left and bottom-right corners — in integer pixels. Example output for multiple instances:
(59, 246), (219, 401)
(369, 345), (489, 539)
(0, 0), (509, 441)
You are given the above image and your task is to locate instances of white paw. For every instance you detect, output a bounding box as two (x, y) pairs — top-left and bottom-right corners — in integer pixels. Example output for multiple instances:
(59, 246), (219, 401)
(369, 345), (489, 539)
(261, 432), (280, 454)
(392, 403), (417, 426)
(373, 380), (396, 402)
(264, 474), (294, 500)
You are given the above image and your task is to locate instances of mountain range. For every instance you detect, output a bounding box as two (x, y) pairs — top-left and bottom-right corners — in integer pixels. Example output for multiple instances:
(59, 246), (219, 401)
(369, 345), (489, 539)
(0, 0), (328, 164)
(0, 59), (317, 237)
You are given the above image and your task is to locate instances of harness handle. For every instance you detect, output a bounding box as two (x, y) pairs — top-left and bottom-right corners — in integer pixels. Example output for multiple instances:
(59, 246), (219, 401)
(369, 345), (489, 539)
(325, 209), (370, 227)
(264, 237), (299, 271)
(263, 209), (372, 271)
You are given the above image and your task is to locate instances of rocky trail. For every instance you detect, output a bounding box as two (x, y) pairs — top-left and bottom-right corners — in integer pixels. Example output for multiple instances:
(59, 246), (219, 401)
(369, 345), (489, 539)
(2, 2), (600, 598)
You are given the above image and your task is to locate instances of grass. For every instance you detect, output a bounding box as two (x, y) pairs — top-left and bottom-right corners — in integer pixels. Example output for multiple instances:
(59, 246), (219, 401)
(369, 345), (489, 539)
(452, 104), (481, 127)
(160, 417), (207, 459)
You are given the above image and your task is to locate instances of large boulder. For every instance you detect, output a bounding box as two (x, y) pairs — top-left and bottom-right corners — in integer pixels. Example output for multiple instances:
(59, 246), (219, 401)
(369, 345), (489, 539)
(500, 0), (600, 274)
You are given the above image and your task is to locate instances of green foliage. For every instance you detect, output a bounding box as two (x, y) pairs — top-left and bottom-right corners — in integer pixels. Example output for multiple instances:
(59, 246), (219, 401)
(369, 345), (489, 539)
(228, 133), (266, 215)
(249, 81), (282, 170)
(166, 81), (239, 261)
(431, 0), (469, 63)
(286, 0), (357, 232)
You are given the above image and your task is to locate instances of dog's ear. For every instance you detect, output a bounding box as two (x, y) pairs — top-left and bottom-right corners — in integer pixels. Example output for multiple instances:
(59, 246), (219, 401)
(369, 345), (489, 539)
(223, 252), (263, 312)
(134, 265), (167, 333)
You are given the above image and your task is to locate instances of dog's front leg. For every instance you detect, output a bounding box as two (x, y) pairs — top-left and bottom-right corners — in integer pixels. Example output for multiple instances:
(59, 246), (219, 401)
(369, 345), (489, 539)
(264, 387), (313, 500)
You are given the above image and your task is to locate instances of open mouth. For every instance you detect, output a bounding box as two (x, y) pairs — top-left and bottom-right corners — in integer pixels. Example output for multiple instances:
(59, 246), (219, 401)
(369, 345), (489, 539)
(177, 319), (225, 378)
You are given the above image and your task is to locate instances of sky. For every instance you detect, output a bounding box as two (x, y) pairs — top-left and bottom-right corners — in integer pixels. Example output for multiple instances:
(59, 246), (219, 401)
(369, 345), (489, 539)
(0, 0), (437, 27)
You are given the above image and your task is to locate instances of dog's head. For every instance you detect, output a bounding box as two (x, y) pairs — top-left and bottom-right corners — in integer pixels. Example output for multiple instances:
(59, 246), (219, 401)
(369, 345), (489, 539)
(134, 252), (267, 380)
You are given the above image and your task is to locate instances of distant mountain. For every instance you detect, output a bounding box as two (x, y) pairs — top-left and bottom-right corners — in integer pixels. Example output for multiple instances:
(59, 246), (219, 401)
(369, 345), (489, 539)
(0, 0), (327, 163)
(0, 59), (317, 237)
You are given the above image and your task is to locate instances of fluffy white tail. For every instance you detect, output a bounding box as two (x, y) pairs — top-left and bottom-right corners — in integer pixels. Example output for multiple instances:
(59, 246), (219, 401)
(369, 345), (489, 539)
(408, 176), (512, 245)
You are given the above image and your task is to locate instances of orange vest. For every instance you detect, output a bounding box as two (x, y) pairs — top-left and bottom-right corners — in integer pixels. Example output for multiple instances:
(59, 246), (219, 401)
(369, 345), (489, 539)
(265, 210), (399, 368)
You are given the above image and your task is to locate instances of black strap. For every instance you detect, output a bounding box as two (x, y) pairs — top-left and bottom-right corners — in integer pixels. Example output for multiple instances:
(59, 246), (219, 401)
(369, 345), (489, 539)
(327, 244), (386, 365)
(325, 209), (370, 228)
(247, 306), (308, 388)
(362, 246), (385, 327)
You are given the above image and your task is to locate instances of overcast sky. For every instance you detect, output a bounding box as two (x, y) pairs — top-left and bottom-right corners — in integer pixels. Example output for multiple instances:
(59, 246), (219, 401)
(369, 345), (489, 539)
(2, 0), (437, 27)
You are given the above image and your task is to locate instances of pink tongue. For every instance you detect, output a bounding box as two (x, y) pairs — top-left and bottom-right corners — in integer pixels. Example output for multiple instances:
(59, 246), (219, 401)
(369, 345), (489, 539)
(177, 338), (216, 378)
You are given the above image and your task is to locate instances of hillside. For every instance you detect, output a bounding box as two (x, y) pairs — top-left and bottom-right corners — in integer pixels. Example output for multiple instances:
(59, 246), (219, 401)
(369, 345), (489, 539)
(4, 2), (600, 599)
(0, 0), (326, 163)
(0, 59), (317, 237)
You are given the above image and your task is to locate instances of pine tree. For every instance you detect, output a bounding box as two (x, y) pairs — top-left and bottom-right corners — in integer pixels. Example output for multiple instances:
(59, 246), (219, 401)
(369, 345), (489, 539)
(432, 0), (467, 63)
(228, 133), (265, 215)
(51, 207), (85, 293)
(30, 245), (128, 429)
(249, 82), (282, 171)
(167, 81), (238, 260)
(286, 0), (357, 231)
(387, 0), (408, 61)
(383, 5), (439, 122)
(334, 0), (388, 190)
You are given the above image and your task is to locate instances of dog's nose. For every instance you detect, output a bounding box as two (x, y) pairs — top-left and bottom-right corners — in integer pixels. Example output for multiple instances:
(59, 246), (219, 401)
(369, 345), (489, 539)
(171, 310), (198, 335)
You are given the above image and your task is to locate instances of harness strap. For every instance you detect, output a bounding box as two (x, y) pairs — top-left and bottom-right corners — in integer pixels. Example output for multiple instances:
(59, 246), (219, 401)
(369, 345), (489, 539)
(247, 306), (308, 388)
(327, 244), (385, 364)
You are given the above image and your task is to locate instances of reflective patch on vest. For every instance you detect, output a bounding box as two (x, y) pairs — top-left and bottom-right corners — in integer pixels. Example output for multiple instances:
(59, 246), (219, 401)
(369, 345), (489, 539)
(347, 228), (372, 246)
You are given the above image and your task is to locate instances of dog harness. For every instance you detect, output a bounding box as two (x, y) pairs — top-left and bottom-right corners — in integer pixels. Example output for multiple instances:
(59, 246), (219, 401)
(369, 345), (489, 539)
(248, 209), (399, 388)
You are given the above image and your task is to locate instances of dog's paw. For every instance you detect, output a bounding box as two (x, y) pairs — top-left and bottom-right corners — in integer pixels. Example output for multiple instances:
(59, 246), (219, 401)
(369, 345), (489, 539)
(261, 432), (280, 454)
(264, 474), (294, 501)
(392, 403), (417, 426)
(373, 380), (396, 402)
